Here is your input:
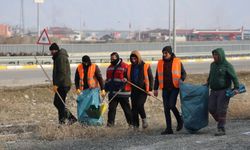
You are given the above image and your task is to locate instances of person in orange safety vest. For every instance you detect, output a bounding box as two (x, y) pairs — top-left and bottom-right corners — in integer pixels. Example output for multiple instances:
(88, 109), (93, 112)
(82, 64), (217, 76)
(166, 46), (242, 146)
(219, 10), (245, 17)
(154, 46), (186, 135)
(74, 55), (105, 97)
(127, 50), (154, 129)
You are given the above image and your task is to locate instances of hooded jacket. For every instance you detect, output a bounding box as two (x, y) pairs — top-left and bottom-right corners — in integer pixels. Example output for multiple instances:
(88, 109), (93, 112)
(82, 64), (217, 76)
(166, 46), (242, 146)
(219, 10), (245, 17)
(128, 50), (153, 92)
(52, 48), (71, 87)
(208, 48), (239, 90)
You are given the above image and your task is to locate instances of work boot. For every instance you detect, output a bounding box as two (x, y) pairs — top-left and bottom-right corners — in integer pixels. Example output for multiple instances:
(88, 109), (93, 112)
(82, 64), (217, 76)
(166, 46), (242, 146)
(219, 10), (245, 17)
(176, 118), (183, 131)
(107, 122), (114, 127)
(59, 118), (66, 125)
(214, 127), (226, 136)
(161, 129), (173, 135)
(142, 118), (148, 129)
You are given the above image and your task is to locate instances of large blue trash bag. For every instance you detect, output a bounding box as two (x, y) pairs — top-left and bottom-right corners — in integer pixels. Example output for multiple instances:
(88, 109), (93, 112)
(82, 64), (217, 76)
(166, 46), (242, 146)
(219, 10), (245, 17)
(180, 82), (209, 133)
(77, 88), (104, 126)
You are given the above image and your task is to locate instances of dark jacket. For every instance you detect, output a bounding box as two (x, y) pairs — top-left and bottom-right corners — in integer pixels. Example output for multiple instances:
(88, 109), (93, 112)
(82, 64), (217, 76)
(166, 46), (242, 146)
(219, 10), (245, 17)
(154, 54), (186, 91)
(52, 48), (71, 87)
(208, 48), (239, 90)
(74, 63), (104, 90)
(129, 50), (154, 92)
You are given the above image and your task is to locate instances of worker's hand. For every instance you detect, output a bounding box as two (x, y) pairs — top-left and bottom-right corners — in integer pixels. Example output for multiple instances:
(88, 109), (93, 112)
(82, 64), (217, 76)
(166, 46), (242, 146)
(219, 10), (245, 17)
(100, 90), (106, 99)
(154, 90), (158, 97)
(53, 85), (58, 93)
(147, 91), (153, 96)
(122, 78), (127, 83)
(233, 89), (239, 95)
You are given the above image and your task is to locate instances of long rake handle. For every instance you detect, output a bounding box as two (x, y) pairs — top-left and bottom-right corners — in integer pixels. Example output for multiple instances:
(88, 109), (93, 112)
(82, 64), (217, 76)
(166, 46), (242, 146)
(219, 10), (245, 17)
(34, 56), (67, 106)
(108, 89), (122, 104)
(126, 80), (162, 102)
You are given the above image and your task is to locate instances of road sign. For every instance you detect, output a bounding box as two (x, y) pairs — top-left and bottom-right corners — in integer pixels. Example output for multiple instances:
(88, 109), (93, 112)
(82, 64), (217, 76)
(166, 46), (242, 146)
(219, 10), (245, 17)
(37, 29), (51, 45)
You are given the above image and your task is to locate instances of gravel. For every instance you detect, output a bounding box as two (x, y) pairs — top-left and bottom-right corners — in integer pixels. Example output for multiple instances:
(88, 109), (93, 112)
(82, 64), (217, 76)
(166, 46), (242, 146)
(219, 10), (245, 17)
(4, 119), (250, 150)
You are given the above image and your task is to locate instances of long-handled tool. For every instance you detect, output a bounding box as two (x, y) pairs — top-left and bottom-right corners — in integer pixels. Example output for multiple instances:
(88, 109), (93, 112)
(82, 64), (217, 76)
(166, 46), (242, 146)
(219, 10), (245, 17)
(126, 80), (162, 102)
(34, 56), (77, 120)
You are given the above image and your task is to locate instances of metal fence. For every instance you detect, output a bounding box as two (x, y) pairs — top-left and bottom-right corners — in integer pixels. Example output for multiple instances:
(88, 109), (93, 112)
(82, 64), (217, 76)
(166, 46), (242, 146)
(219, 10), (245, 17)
(1, 41), (250, 54)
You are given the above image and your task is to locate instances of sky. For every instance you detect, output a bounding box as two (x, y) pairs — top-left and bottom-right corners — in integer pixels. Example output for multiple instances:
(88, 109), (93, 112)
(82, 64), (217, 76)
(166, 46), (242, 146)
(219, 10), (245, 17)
(0, 0), (250, 31)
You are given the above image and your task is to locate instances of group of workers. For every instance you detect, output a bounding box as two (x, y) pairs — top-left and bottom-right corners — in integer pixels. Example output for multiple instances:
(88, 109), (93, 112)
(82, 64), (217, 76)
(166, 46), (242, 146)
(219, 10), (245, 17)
(49, 42), (239, 136)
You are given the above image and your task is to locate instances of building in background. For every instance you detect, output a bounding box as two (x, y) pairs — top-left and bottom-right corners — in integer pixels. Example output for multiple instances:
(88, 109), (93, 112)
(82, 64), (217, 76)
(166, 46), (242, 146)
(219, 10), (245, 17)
(0, 24), (12, 37)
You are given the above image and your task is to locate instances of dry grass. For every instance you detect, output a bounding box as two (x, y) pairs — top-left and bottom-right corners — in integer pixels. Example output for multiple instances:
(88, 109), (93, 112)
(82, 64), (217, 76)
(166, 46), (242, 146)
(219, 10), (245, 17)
(0, 72), (249, 141)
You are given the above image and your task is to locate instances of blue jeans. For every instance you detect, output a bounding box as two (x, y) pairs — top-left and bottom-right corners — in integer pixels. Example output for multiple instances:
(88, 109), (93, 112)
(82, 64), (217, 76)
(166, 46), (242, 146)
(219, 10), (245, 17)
(162, 88), (182, 130)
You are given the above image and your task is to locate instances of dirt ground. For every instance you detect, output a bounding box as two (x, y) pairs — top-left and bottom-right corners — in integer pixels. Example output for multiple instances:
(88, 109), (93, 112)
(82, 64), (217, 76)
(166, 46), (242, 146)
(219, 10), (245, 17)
(0, 72), (250, 149)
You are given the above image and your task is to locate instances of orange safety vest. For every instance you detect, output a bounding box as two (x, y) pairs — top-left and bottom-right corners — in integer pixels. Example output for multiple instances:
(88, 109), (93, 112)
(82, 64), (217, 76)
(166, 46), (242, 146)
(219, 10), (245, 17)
(77, 63), (99, 90)
(127, 63), (150, 91)
(157, 58), (181, 88)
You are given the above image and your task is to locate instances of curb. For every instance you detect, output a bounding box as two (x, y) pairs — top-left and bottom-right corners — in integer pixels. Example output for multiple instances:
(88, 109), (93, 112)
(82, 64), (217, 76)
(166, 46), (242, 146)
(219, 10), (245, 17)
(0, 56), (250, 70)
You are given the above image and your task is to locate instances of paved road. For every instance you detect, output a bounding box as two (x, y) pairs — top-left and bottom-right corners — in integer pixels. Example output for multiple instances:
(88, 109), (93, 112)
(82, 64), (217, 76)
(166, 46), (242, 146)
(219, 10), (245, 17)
(0, 59), (249, 87)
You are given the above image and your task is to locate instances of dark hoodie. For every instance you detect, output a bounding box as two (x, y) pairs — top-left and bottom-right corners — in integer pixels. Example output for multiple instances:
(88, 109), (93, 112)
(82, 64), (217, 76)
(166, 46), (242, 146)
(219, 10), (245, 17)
(208, 48), (239, 90)
(129, 50), (154, 92)
(52, 48), (71, 87)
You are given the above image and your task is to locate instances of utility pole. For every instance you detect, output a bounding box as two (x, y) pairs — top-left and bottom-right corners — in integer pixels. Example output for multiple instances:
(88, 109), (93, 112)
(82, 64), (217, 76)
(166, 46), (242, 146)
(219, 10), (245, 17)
(168, 0), (171, 45)
(173, 0), (176, 53)
(20, 0), (25, 36)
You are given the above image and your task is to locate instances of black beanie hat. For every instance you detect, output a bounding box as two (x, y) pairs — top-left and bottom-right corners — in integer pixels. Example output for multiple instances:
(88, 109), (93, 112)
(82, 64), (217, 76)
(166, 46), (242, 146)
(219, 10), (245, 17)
(82, 55), (91, 63)
(162, 46), (172, 54)
(49, 43), (59, 51)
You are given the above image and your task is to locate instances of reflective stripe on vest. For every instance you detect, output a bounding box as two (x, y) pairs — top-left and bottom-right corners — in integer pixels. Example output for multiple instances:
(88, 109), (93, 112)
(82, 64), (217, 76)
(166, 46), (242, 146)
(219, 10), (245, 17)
(127, 63), (150, 91)
(156, 58), (181, 88)
(77, 64), (98, 90)
(106, 62), (130, 92)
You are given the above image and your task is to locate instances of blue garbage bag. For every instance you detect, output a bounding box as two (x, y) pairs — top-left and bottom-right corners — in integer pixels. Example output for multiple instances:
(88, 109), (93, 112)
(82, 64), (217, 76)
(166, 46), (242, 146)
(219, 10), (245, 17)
(180, 82), (209, 133)
(77, 88), (104, 126)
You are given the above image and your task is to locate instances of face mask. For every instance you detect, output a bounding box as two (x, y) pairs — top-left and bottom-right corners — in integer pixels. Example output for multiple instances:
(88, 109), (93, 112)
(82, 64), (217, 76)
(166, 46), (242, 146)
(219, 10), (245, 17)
(82, 62), (89, 67)
(111, 59), (119, 65)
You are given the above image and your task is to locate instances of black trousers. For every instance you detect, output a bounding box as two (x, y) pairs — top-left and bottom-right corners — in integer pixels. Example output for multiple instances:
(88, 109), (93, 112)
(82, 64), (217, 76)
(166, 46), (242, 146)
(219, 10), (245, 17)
(107, 96), (132, 126)
(162, 88), (182, 130)
(131, 91), (147, 127)
(53, 87), (76, 123)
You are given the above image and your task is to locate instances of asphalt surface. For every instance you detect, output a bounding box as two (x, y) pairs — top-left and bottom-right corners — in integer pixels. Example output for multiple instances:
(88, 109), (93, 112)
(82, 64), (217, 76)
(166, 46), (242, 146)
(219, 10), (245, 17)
(0, 59), (249, 87)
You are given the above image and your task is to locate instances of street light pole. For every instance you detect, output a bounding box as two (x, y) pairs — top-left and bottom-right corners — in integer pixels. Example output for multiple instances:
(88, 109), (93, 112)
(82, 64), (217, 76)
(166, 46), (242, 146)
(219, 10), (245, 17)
(34, 0), (44, 37)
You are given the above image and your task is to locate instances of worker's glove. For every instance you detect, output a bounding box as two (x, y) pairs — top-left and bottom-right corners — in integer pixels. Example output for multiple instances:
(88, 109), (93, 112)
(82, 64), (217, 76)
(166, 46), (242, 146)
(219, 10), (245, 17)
(76, 89), (81, 95)
(154, 90), (158, 97)
(53, 85), (58, 93)
(100, 90), (106, 99)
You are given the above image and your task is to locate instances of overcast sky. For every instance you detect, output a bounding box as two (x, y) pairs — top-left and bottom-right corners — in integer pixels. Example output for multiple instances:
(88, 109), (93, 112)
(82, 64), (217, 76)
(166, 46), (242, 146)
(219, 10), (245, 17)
(0, 0), (250, 30)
